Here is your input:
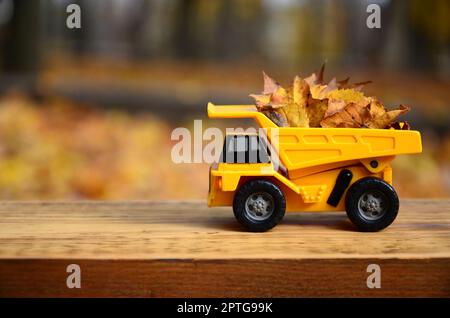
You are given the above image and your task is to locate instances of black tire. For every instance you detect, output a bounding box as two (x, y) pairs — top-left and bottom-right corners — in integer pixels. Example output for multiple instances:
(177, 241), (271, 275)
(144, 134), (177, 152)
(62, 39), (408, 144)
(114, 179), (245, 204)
(345, 177), (399, 232)
(233, 179), (286, 232)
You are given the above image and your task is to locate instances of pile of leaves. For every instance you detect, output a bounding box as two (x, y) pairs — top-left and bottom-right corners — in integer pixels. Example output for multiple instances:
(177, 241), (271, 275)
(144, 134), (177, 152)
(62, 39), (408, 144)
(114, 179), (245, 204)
(250, 64), (410, 129)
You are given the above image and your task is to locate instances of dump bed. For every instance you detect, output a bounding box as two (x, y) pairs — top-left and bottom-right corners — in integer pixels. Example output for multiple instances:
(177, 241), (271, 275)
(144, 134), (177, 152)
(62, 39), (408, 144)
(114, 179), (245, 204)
(207, 103), (422, 171)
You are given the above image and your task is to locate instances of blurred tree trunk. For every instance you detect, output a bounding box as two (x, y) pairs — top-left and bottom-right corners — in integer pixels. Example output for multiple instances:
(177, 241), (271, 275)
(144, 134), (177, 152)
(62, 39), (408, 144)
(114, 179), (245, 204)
(71, 0), (89, 56)
(3, 0), (41, 74)
(1, 0), (41, 93)
(174, 0), (196, 59)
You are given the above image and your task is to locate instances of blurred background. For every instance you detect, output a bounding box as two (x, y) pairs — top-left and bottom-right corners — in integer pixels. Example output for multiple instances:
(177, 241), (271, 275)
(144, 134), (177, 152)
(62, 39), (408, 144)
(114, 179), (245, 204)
(0, 0), (448, 200)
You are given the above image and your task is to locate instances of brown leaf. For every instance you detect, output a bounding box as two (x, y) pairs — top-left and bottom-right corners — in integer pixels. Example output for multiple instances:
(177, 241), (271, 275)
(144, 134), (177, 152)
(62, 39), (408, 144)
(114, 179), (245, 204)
(367, 97), (386, 118)
(304, 73), (317, 87)
(249, 94), (271, 108)
(304, 62), (326, 86)
(345, 102), (371, 127)
(327, 77), (338, 91)
(324, 98), (347, 117)
(262, 71), (280, 94)
(321, 101), (370, 128)
(316, 62), (326, 84)
(337, 77), (350, 88)
(270, 86), (288, 108)
(367, 104), (410, 129)
(387, 121), (411, 130)
(351, 80), (372, 91)
(307, 97), (328, 127)
(262, 109), (289, 127)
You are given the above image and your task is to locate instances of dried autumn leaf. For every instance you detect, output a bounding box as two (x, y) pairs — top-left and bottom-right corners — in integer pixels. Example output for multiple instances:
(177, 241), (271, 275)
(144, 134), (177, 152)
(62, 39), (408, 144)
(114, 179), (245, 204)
(307, 96), (328, 127)
(316, 62), (326, 83)
(249, 94), (271, 108)
(366, 104), (410, 129)
(324, 98), (347, 118)
(327, 78), (338, 91)
(270, 86), (289, 108)
(284, 76), (309, 127)
(304, 73), (317, 87)
(351, 80), (372, 91)
(387, 121), (411, 130)
(262, 71), (280, 94)
(337, 77), (350, 88)
(321, 101), (370, 128)
(309, 83), (327, 100)
(262, 109), (289, 127)
(327, 88), (368, 104)
(367, 97), (386, 118)
(304, 62), (326, 86)
(345, 102), (371, 127)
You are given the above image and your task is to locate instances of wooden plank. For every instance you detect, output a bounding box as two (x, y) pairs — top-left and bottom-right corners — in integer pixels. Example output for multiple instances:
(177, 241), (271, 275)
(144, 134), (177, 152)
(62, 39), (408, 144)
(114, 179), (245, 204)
(0, 200), (449, 297)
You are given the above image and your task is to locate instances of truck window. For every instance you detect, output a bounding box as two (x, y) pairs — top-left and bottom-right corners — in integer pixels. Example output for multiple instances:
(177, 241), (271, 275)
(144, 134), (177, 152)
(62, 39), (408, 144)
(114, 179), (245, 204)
(219, 134), (270, 164)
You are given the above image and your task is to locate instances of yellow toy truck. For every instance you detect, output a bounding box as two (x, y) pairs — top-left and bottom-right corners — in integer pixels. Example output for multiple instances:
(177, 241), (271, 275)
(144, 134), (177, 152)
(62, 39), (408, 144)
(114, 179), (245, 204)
(207, 103), (422, 232)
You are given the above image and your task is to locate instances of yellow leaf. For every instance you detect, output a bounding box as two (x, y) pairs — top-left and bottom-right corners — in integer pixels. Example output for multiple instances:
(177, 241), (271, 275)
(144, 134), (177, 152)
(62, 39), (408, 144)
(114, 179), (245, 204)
(284, 76), (309, 127)
(307, 97), (328, 127)
(327, 88), (367, 104)
(249, 94), (271, 108)
(309, 83), (329, 99)
(270, 86), (288, 108)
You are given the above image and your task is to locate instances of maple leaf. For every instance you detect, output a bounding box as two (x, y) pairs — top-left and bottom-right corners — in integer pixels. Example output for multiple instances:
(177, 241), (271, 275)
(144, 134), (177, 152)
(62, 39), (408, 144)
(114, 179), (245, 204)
(321, 101), (371, 128)
(337, 77), (350, 88)
(307, 96), (328, 127)
(367, 104), (410, 129)
(270, 86), (289, 108)
(250, 72), (288, 110)
(327, 88), (368, 104)
(351, 80), (372, 91)
(284, 76), (309, 127)
(262, 71), (280, 94)
(324, 98), (347, 118)
(249, 94), (271, 109)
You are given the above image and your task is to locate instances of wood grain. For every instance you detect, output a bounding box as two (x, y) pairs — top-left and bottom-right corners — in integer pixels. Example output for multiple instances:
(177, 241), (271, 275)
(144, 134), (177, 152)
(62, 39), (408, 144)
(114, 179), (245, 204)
(0, 200), (449, 297)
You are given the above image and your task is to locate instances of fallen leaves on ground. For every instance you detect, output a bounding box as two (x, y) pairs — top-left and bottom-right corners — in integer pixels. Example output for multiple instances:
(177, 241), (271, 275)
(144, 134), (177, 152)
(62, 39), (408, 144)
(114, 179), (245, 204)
(250, 64), (410, 129)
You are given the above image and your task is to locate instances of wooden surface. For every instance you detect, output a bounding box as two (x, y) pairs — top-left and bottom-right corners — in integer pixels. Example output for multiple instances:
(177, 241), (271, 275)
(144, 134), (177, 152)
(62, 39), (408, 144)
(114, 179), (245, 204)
(0, 200), (449, 297)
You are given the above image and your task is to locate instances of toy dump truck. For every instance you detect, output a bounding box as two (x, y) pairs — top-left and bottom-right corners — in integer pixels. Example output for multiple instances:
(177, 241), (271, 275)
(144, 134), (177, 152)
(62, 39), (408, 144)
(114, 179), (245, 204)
(207, 103), (422, 232)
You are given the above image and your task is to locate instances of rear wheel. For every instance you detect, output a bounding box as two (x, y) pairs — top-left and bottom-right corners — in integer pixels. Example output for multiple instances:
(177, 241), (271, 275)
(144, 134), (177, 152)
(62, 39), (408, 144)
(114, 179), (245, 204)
(233, 179), (286, 232)
(345, 177), (399, 232)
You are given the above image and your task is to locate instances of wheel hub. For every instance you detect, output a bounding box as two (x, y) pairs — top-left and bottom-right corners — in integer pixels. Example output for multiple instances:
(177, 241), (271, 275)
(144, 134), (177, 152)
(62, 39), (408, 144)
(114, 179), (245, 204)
(365, 199), (379, 213)
(244, 192), (275, 221)
(357, 190), (387, 220)
(252, 200), (266, 214)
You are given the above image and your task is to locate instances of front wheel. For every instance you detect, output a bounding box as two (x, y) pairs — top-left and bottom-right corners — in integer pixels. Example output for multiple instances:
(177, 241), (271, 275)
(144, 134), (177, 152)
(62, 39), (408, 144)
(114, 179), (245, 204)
(233, 179), (286, 232)
(345, 177), (399, 232)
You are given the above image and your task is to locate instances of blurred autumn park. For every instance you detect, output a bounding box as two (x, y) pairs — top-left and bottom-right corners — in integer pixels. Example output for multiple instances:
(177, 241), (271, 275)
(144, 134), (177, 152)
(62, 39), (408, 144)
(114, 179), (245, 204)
(0, 0), (449, 200)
